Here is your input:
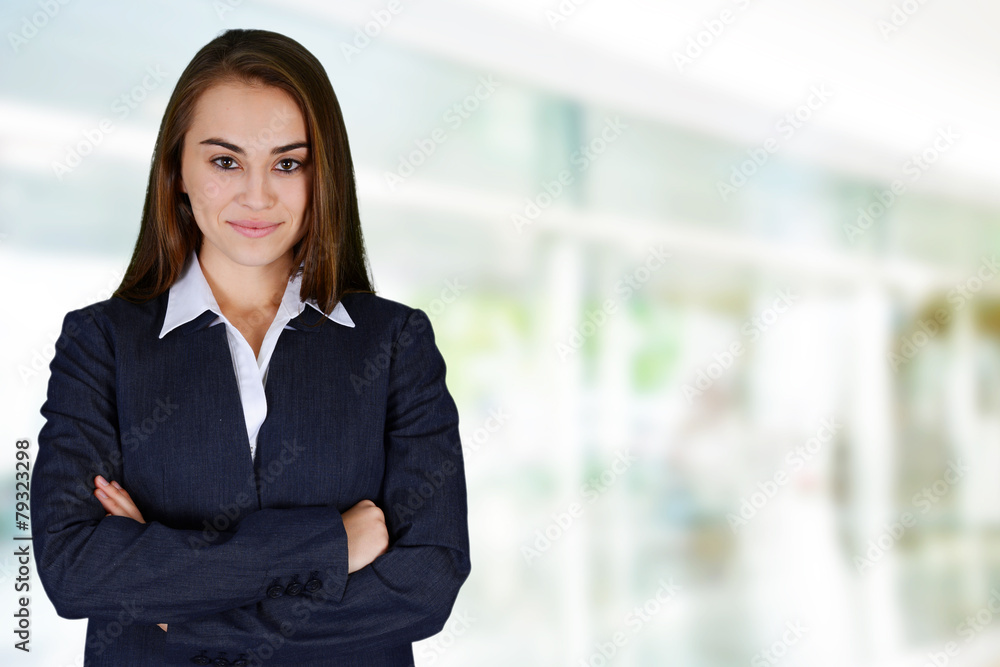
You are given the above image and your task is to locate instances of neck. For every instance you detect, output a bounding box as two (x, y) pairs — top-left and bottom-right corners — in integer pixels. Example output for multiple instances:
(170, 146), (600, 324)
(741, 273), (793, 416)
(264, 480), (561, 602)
(196, 243), (294, 316)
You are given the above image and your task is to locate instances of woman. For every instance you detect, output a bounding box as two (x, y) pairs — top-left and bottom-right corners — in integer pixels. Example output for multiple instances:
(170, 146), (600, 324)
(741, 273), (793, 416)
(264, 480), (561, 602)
(30, 28), (471, 666)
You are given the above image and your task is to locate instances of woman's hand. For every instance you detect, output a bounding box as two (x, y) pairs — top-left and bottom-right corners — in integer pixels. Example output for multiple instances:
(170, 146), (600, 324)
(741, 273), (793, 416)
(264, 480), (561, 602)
(94, 475), (146, 524)
(93, 475), (168, 632)
(342, 499), (388, 573)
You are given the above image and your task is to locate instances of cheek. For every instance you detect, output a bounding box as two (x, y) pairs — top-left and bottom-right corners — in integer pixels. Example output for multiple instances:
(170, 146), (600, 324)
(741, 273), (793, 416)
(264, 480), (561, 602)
(279, 180), (311, 216)
(188, 168), (231, 210)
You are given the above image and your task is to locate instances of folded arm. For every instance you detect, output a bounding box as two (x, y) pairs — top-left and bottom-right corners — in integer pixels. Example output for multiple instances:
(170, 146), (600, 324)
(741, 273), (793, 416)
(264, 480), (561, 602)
(30, 306), (351, 624)
(162, 307), (472, 662)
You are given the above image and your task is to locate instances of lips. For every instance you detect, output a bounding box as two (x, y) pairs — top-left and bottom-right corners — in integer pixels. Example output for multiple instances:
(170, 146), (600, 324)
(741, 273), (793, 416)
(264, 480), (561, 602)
(227, 220), (281, 238)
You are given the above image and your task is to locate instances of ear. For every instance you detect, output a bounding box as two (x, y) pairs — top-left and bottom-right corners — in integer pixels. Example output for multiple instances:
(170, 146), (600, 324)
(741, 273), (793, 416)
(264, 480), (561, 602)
(179, 176), (187, 194)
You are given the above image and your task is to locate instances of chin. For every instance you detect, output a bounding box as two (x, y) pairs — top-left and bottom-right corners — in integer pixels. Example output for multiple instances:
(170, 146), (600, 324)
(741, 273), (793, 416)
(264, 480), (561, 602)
(220, 244), (293, 269)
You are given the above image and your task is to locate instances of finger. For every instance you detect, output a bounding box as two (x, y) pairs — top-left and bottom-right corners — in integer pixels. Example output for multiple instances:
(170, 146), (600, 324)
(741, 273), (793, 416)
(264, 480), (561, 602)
(93, 478), (142, 523)
(94, 477), (145, 523)
(95, 487), (118, 512)
(108, 491), (144, 523)
(95, 475), (129, 503)
(110, 480), (134, 501)
(95, 487), (137, 521)
(109, 488), (146, 524)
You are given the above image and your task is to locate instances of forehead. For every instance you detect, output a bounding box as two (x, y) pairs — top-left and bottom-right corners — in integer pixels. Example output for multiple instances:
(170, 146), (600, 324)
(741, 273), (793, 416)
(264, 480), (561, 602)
(187, 81), (306, 144)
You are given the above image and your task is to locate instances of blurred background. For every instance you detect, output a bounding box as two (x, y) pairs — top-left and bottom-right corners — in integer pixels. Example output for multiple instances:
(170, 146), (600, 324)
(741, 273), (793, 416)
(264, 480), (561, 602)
(2, 0), (1000, 665)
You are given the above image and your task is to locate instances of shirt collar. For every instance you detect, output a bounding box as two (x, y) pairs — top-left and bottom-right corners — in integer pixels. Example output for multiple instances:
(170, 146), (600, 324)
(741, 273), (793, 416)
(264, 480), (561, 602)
(159, 249), (354, 339)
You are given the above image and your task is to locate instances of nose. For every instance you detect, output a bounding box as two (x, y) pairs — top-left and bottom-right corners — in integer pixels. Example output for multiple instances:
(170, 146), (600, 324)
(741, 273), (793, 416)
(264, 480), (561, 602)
(236, 167), (275, 211)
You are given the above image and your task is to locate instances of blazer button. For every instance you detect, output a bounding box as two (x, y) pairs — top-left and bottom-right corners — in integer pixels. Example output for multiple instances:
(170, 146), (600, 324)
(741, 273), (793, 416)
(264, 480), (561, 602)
(266, 577), (284, 598)
(304, 577), (323, 593)
(189, 655), (211, 665)
(213, 659), (230, 667)
(285, 579), (303, 596)
(233, 656), (249, 667)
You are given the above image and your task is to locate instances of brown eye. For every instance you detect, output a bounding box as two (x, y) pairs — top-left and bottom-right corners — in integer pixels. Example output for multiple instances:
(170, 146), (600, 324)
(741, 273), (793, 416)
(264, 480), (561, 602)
(277, 158), (300, 172)
(212, 156), (237, 170)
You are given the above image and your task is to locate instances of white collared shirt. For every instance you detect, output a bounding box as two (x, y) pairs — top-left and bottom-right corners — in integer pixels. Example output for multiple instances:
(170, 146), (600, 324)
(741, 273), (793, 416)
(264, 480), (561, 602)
(158, 249), (355, 461)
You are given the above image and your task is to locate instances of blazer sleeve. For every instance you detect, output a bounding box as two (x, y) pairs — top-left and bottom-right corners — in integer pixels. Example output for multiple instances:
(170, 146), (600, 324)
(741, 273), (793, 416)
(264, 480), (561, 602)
(30, 305), (352, 624)
(162, 307), (473, 663)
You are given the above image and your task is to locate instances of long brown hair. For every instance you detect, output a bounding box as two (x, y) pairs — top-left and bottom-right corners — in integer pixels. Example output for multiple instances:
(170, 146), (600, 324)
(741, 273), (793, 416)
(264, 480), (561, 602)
(113, 28), (374, 313)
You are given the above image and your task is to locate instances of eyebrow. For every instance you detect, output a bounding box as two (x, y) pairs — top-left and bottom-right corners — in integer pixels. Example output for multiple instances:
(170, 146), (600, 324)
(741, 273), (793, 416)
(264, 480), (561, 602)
(199, 137), (309, 155)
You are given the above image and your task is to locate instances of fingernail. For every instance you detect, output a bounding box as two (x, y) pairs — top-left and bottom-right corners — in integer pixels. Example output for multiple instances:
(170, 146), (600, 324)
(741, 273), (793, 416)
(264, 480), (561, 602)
(96, 476), (108, 486)
(111, 481), (121, 490)
(96, 490), (108, 499)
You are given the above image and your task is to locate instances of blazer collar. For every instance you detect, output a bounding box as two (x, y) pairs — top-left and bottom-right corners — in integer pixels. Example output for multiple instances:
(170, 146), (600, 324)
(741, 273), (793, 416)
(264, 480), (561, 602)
(159, 249), (355, 338)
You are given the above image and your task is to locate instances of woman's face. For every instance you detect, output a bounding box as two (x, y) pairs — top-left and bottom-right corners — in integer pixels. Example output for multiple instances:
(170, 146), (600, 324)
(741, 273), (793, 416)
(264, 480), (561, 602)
(179, 81), (312, 272)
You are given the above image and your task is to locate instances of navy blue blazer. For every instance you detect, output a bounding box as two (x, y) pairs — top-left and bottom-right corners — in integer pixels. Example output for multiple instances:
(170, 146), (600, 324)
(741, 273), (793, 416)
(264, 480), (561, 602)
(30, 289), (471, 666)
